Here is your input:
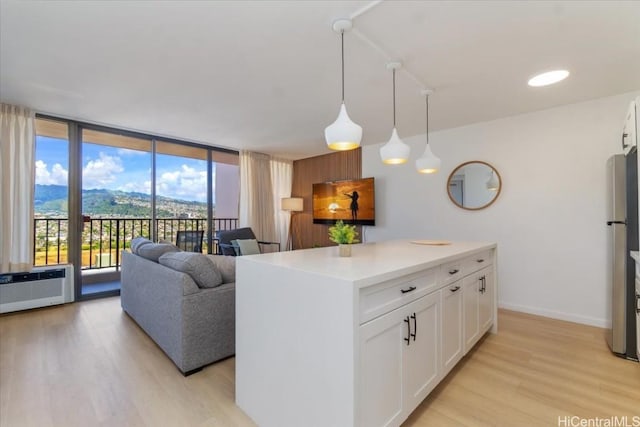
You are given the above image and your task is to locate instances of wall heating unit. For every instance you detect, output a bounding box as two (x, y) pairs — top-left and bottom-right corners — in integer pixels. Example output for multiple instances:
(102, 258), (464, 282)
(0, 265), (74, 313)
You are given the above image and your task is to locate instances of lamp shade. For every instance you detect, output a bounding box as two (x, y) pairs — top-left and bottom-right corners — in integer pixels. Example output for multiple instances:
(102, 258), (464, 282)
(380, 128), (410, 164)
(415, 144), (441, 174)
(325, 103), (362, 151)
(486, 171), (499, 191)
(281, 197), (304, 212)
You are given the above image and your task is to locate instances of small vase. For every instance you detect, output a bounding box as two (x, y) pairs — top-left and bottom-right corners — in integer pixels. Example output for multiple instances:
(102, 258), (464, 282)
(339, 244), (352, 257)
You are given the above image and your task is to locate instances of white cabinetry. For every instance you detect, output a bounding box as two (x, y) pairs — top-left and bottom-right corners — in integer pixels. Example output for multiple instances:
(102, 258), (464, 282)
(360, 252), (495, 427)
(360, 291), (440, 427)
(236, 241), (497, 427)
(441, 281), (463, 375)
(463, 273), (480, 353)
(479, 267), (495, 334)
(463, 266), (495, 353)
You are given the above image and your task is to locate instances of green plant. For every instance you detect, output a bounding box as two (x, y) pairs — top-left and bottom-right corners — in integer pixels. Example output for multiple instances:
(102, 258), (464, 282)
(328, 220), (359, 245)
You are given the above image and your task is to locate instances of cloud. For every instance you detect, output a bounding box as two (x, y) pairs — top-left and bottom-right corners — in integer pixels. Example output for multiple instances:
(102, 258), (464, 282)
(35, 160), (68, 185)
(83, 152), (124, 188)
(120, 180), (151, 194)
(157, 164), (207, 202)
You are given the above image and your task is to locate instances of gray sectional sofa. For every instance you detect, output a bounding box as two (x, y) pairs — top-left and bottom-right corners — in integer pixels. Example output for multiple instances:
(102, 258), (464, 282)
(120, 241), (236, 375)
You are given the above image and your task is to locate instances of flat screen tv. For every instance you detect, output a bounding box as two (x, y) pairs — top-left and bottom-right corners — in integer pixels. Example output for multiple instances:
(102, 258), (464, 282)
(312, 177), (375, 226)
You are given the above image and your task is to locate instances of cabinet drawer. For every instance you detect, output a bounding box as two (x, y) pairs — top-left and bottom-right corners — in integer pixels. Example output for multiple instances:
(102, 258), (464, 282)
(359, 268), (438, 324)
(439, 259), (464, 285)
(464, 250), (493, 274)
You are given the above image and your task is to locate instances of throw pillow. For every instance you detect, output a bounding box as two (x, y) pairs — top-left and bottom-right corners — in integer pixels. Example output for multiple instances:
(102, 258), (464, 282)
(206, 255), (236, 283)
(130, 236), (152, 254)
(229, 240), (241, 256)
(236, 239), (261, 255)
(137, 242), (181, 262)
(158, 252), (223, 288)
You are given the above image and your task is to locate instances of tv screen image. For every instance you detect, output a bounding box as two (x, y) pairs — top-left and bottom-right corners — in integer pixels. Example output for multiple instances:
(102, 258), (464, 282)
(312, 177), (375, 225)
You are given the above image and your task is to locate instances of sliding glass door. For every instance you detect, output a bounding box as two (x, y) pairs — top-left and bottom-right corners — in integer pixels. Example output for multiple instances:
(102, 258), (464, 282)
(79, 128), (152, 296)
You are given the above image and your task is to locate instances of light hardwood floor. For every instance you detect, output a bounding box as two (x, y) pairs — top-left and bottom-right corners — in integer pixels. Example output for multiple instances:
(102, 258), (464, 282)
(0, 297), (638, 427)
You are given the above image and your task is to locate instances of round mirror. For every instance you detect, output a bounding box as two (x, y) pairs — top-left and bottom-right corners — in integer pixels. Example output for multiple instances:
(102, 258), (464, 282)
(447, 161), (502, 210)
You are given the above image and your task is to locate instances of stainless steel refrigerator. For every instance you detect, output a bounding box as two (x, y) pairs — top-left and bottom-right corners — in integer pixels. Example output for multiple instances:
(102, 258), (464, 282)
(606, 152), (638, 360)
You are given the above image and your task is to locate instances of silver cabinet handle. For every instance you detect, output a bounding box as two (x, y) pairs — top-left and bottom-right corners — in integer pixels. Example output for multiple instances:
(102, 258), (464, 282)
(448, 269), (459, 275)
(449, 286), (460, 293)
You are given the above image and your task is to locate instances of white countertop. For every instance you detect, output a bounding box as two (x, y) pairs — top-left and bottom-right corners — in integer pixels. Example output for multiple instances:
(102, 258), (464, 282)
(631, 251), (639, 263)
(239, 240), (496, 288)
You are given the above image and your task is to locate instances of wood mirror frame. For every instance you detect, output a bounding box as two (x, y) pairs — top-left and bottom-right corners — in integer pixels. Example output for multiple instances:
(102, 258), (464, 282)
(447, 161), (502, 210)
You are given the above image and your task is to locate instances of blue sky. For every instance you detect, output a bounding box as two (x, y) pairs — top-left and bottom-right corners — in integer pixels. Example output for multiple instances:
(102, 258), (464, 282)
(35, 136), (214, 203)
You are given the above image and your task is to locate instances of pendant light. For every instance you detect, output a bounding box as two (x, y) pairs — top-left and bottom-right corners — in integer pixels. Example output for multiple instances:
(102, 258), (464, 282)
(325, 19), (362, 151)
(380, 62), (410, 164)
(415, 89), (441, 174)
(486, 170), (499, 191)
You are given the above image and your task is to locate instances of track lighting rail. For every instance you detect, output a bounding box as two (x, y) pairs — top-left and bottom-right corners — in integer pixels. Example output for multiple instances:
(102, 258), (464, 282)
(347, 0), (430, 93)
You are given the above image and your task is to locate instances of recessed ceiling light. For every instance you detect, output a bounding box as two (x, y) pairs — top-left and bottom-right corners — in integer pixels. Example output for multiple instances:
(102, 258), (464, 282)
(527, 70), (570, 87)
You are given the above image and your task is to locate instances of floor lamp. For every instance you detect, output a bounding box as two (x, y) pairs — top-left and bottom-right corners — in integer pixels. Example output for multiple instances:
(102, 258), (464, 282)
(281, 197), (303, 251)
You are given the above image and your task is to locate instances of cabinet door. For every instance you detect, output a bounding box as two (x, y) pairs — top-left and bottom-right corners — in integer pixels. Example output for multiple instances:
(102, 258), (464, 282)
(478, 267), (494, 334)
(441, 282), (463, 376)
(359, 303), (407, 427)
(402, 291), (441, 414)
(463, 273), (480, 354)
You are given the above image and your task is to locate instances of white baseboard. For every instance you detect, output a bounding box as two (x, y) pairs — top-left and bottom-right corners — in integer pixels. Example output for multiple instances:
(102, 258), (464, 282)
(498, 302), (610, 329)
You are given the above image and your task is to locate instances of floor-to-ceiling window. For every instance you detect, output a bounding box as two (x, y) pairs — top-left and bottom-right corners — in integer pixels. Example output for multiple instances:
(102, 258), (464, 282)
(155, 141), (208, 250)
(33, 116), (239, 300)
(34, 119), (70, 266)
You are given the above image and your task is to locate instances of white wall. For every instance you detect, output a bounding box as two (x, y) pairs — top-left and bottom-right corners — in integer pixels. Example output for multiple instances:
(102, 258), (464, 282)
(363, 91), (640, 327)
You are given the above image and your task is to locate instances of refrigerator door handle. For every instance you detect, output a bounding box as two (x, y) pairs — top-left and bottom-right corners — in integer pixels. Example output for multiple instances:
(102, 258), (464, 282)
(607, 220), (627, 226)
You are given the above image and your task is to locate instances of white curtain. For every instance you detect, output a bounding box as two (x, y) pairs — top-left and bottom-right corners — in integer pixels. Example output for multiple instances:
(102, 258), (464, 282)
(0, 104), (35, 272)
(270, 158), (293, 250)
(239, 151), (277, 247)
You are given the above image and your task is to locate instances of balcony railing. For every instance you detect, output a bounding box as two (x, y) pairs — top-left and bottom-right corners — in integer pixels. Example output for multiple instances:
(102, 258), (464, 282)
(33, 217), (239, 269)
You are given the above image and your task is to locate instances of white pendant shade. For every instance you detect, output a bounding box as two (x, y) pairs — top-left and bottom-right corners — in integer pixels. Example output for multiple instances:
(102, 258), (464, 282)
(325, 103), (362, 151)
(380, 128), (410, 164)
(415, 144), (441, 174)
(486, 171), (499, 190)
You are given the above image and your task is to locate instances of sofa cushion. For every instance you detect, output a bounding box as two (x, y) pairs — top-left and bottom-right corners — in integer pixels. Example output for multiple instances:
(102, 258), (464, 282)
(158, 252), (223, 288)
(131, 236), (153, 254)
(159, 239), (183, 252)
(138, 242), (181, 262)
(206, 255), (236, 284)
(236, 239), (260, 255)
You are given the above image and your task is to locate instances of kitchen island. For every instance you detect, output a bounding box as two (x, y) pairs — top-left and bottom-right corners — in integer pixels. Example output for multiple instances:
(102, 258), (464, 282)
(235, 240), (497, 427)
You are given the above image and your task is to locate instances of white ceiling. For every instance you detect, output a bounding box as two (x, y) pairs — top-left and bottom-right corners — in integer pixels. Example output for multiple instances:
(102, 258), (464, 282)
(1, 1), (639, 159)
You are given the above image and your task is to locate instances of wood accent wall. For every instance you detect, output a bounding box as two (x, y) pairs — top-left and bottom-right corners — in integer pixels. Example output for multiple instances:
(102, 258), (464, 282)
(292, 148), (362, 249)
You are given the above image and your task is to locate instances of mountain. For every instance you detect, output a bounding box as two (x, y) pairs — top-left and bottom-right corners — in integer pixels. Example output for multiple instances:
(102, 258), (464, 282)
(34, 184), (208, 218)
(34, 184), (68, 214)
